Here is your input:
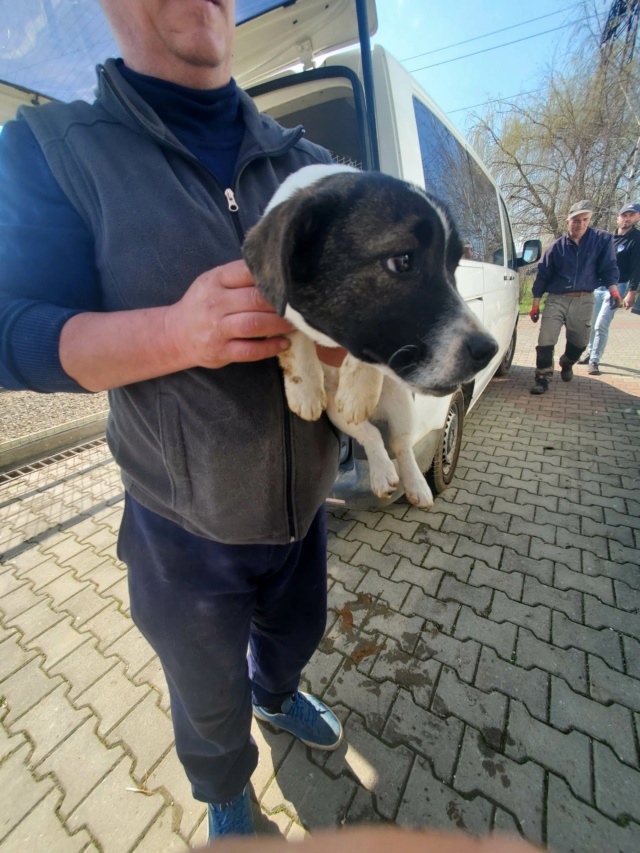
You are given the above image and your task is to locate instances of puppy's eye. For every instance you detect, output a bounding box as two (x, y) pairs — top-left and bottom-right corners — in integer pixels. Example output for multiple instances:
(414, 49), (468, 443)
(385, 253), (413, 273)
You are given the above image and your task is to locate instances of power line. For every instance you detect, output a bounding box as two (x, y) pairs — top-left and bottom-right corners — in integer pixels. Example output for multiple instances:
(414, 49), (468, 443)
(401, 2), (582, 63)
(446, 87), (545, 116)
(409, 18), (594, 73)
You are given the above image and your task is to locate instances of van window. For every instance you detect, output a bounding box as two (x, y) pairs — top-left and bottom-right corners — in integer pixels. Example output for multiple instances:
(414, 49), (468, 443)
(413, 98), (503, 266)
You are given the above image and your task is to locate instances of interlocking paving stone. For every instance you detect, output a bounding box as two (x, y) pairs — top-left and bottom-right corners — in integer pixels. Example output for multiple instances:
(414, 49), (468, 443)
(324, 713), (413, 819)
(547, 774), (638, 853)
(501, 549), (553, 585)
(1, 788), (94, 851)
(593, 741), (640, 825)
(383, 689), (463, 782)
(551, 676), (637, 766)
(391, 557), (442, 596)
(438, 575), (492, 615)
(1, 658), (61, 724)
(552, 611), (624, 671)
(418, 624), (481, 684)
(325, 662), (397, 734)
(623, 636), (640, 679)
(490, 591), (551, 641)
(397, 755), (493, 833)
(553, 563), (614, 604)
(0, 743), (55, 843)
(506, 699), (592, 802)
(522, 575), (582, 621)
(106, 692), (174, 781)
(454, 606), (517, 660)
(402, 587), (459, 632)
(369, 641), (440, 709)
(432, 665), (506, 749)
(588, 654), (640, 713)
(454, 729), (544, 844)
(475, 646), (548, 722)
(65, 757), (165, 852)
(467, 562), (524, 600)
(261, 740), (357, 829)
(421, 545), (472, 582)
(516, 627), (587, 693)
(75, 661), (151, 737)
(585, 595), (640, 639)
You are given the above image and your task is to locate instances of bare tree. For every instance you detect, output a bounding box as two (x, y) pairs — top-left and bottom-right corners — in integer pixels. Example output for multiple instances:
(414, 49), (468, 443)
(470, 1), (639, 243)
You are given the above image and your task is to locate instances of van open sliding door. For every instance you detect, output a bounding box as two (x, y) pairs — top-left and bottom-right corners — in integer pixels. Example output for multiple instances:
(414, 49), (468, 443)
(247, 67), (372, 171)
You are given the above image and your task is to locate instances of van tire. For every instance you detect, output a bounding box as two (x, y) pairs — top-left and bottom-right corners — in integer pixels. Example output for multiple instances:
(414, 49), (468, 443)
(426, 389), (465, 494)
(494, 326), (517, 378)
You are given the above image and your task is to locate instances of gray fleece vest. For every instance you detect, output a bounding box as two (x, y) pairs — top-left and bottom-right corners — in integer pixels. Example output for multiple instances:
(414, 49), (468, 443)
(21, 59), (339, 545)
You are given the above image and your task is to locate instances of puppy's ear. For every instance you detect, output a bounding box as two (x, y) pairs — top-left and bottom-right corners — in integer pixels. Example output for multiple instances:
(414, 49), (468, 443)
(243, 201), (293, 316)
(445, 228), (464, 275)
(243, 188), (339, 315)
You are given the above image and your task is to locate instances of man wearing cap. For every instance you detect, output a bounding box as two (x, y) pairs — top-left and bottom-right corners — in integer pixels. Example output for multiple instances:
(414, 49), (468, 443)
(528, 200), (619, 395)
(578, 202), (640, 373)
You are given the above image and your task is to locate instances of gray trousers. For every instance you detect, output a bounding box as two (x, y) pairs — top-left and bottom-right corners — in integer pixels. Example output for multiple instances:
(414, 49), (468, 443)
(537, 293), (595, 349)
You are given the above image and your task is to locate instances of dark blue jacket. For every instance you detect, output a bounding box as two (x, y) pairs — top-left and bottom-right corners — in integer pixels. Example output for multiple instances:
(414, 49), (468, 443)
(532, 227), (618, 299)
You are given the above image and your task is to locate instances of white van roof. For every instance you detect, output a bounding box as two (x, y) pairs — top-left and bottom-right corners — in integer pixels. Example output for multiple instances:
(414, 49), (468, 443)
(233, 0), (377, 88)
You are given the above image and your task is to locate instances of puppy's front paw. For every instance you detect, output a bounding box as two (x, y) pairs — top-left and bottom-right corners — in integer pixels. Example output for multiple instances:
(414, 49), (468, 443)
(285, 379), (327, 422)
(405, 478), (434, 509)
(369, 458), (401, 499)
(335, 388), (379, 425)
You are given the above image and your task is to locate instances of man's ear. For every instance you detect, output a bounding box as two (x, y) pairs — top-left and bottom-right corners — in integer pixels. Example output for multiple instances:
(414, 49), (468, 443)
(243, 188), (339, 315)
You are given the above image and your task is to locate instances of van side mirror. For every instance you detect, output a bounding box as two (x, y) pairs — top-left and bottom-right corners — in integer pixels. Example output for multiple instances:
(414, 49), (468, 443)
(517, 239), (542, 267)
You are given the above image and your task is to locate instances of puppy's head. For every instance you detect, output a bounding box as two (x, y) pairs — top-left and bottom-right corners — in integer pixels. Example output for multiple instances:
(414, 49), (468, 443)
(243, 166), (498, 396)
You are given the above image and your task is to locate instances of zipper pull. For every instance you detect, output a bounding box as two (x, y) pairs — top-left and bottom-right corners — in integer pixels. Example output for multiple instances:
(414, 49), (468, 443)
(225, 189), (239, 212)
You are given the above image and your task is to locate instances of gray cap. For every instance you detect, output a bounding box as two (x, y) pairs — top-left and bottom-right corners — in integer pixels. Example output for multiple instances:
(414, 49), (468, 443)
(618, 202), (640, 215)
(567, 200), (593, 219)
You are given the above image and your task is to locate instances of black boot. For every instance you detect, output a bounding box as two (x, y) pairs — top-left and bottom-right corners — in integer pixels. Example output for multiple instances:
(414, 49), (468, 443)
(559, 342), (584, 382)
(530, 370), (550, 395)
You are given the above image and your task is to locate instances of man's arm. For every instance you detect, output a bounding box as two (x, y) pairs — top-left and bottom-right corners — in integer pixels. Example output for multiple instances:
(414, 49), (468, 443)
(59, 261), (292, 391)
(623, 232), (640, 309)
(529, 242), (555, 320)
(597, 232), (620, 290)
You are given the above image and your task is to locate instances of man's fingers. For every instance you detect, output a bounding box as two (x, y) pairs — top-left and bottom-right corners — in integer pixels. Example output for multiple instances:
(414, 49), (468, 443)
(224, 337), (290, 363)
(221, 312), (294, 339)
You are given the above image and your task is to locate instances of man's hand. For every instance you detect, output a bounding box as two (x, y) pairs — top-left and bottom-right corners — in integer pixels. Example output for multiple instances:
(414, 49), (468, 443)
(164, 260), (293, 369)
(608, 287), (621, 310)
(624, 290), (637, 310)
(529, 305), (540, 323)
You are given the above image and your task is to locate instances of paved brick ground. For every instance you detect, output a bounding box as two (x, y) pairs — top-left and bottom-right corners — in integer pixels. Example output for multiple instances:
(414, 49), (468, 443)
(1, 312), (639, 851)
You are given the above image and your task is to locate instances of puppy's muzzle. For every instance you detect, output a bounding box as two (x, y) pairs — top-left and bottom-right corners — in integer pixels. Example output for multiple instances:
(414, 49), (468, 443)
(465, 332), (499, 371)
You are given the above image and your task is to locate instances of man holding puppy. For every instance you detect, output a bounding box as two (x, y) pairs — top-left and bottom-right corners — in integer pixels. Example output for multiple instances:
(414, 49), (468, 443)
(528, 200), (619, 395)
(0, 0), (343, 840)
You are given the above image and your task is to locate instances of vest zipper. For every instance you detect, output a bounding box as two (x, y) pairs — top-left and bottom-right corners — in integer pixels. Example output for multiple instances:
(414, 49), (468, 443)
(225, 182), (296, 542)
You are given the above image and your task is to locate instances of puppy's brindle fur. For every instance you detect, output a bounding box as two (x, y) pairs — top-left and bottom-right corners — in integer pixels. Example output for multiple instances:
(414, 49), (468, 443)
(243, 164), (498, 507)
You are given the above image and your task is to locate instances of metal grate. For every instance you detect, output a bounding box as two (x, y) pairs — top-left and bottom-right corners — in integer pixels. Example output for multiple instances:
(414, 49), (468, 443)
(0, 437), (108, 486)
(331, 152), (363, 170)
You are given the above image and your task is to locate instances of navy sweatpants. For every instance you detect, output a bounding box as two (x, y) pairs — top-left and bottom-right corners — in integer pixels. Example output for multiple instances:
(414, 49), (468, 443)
(117, 494), (328, 803)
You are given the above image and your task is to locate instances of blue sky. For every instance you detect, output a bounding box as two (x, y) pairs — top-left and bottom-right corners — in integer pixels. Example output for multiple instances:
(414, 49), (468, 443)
(371, 0), (607, 133)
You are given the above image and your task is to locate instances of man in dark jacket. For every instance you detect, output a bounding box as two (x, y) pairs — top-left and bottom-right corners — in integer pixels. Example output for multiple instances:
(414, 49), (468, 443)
(0, 0), (344, 840)
(578, 202), (640, 373)
(528, 200), (619, 395)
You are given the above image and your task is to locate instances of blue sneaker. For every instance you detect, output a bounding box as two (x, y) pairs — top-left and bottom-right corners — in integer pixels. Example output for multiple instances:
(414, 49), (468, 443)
(208, 787), (255, 841)
(253, 691), (343, 750)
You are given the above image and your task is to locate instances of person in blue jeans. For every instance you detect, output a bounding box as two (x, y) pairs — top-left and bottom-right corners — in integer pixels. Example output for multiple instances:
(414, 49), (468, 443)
(579, 202), (640, 374)
(0, 0), (346, 841)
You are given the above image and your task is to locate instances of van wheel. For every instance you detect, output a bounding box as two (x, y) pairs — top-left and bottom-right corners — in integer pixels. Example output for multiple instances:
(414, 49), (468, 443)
(494, 326), (517, 377)
(426, 389), (465, 494)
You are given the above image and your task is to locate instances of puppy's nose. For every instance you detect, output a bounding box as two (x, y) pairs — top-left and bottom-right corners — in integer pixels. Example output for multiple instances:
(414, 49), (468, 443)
(466, 333), (499, 369)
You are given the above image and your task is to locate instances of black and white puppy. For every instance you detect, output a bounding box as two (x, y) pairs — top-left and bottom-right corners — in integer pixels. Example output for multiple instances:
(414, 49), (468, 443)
(243, 164), (498, 508)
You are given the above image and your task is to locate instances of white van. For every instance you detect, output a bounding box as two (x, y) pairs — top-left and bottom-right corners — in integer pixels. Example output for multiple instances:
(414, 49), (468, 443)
(233, 0), (541, 507)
